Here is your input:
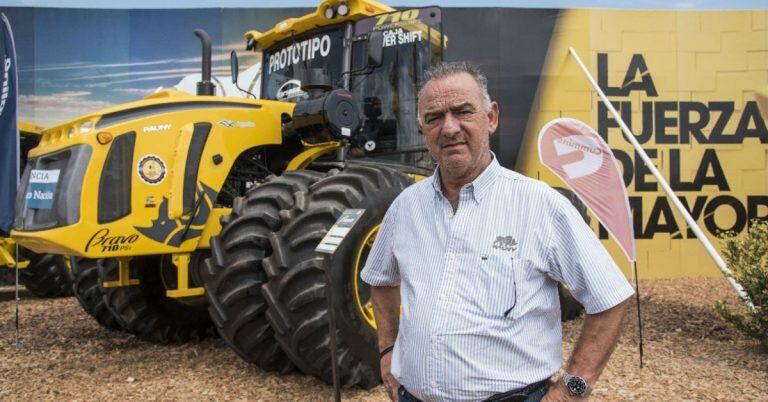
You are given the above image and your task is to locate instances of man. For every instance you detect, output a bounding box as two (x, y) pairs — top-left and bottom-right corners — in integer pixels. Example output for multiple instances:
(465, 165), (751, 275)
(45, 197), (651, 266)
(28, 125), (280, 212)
(360, 61), (634, 402)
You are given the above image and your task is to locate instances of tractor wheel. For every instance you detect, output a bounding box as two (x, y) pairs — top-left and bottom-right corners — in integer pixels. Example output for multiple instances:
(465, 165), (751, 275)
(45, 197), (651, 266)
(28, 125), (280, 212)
(99, 254), (215, 344)
(69, 257), (124, 331)
(203, 170), (326, 373)
(553, 187), (591, 321)
(262, 165), (413, 389)
(558, 283), (584, 321)
(19, 252), (73, 298)
(0, 269), (13, 286)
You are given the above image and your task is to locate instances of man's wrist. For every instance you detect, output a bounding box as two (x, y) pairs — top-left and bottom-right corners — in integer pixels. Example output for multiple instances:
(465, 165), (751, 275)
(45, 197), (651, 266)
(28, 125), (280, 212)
(561, 372), (591, 397)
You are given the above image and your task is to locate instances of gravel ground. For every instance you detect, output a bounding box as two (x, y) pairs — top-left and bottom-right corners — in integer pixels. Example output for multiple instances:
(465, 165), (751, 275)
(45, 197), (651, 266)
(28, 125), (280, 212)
(0, 278), (765, 401)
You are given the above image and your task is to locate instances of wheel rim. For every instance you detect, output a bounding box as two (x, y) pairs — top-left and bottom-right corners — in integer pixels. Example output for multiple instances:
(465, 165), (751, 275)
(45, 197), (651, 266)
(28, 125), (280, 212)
(352, 224), (379, 329)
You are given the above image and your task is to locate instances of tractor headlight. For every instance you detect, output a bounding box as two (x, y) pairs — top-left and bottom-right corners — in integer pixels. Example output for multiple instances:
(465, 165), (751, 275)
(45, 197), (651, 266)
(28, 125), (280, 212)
(338, 2), (349, 16)
(324, 6), (336, 19)
(79, 120), (93, 134)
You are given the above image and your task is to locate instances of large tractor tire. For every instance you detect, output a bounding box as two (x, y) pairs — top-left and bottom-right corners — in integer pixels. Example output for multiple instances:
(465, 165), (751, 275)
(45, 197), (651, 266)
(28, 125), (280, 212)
(553, 187), (591, 322)
(19, 252), (73, 298)
(99, 254), (215, 343)
(262, 165), (413, 389)
(0, 269), (13, 286)
(69, 257), (124, 331)
(203, 170), (326, 373)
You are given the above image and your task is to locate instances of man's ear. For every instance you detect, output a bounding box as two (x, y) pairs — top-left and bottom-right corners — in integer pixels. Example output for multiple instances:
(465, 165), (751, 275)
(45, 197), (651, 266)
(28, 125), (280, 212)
(488, 101), (500, 135)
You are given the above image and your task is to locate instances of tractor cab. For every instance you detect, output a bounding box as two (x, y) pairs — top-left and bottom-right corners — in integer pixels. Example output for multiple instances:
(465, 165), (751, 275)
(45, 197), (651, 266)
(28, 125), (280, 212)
(249, 3), (444, 169)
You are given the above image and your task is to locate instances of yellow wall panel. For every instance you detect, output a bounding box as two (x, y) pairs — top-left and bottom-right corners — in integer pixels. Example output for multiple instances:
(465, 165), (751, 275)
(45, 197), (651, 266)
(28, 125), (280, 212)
(715, 71), (767, 95)
(721, 31), (768, 53)
(742, 170), (768, 193)
(746, 51), (768, 70)
(676, 13), (701, 32)
(623, 32), (678, 52)
(696, 52), (749, 73)
(690, 89), (743, 106)
(752, 11), (768, 30)
(539, 90), (592, 111)
(600, 10), (677, 33)
(700, 12), (752, 33)
(677, 31), (721, 52)
(677, 68), (717, 91)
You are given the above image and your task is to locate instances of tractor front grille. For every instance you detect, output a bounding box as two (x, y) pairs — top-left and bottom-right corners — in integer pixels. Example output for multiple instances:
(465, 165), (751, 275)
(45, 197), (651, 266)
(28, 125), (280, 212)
(14, 144), (92, 231)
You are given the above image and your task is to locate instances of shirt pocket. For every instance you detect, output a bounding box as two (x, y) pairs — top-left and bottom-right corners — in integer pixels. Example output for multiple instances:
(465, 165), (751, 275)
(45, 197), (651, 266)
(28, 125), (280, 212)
(478, 252), (518, 319)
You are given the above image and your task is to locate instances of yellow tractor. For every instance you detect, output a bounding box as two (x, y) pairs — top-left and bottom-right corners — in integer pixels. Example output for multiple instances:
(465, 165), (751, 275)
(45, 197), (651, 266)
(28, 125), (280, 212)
(12, 0), (442, 386)
(13, 0), (585, 387)
(1, 121), (72, 298)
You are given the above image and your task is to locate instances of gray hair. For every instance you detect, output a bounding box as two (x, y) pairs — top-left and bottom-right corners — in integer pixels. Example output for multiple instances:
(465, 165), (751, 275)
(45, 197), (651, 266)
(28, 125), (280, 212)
(417, 61), (493, 123)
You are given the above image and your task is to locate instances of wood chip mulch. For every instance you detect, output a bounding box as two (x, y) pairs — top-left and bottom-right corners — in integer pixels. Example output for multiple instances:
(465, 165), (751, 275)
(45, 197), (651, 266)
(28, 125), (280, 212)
(0, 277), (765, 401)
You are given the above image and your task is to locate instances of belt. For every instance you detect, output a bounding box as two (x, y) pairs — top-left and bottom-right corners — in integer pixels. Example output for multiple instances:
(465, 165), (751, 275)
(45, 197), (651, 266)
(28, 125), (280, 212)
(399, 380), (549, 402)
(481, 379), (550, 402)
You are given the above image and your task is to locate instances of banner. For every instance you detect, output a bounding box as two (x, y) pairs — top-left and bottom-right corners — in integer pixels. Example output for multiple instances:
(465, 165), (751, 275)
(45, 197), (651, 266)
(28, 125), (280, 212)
(538, 118), (635, 261)
(0, 13), (18, 233)
(0, 6), (764, 278)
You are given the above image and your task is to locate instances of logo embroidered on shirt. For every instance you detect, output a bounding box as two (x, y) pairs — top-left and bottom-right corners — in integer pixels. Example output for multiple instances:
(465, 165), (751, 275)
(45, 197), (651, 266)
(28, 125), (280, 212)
(492, 236), (518, 252)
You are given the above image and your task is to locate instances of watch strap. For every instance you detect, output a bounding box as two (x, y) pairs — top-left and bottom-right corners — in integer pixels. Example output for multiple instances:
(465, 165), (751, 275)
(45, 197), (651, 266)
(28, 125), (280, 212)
(562, 373), (590, 397)
(379, 345), (395, 359)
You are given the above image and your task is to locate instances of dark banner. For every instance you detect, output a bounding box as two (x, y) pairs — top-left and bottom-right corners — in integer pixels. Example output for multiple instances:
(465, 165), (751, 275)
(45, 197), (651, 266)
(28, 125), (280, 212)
(0, 13), (18, 234)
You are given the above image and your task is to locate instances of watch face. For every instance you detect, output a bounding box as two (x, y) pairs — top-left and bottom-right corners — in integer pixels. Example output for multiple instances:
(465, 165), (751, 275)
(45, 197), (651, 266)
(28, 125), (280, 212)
(566, 376), (588, 396)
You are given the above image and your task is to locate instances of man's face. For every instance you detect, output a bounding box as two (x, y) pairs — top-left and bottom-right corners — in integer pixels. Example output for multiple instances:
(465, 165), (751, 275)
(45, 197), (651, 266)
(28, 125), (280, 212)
(418, 72), (499, 180)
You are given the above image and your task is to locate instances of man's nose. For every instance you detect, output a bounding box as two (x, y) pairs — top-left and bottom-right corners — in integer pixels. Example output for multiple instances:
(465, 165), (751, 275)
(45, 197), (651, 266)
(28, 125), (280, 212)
(440, 112), (461, 137)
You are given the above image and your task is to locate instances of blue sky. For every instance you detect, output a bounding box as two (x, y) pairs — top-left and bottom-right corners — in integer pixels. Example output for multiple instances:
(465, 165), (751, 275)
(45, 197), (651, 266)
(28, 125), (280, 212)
(5, 7), (274, 126)
(2, 0), (767, 9)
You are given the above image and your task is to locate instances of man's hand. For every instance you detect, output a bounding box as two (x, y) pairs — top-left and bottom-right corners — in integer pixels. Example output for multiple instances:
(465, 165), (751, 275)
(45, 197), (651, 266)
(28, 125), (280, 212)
(541, 378), (578, 402)
(546, 298), (630, 401)
(381, 352), (401, 401)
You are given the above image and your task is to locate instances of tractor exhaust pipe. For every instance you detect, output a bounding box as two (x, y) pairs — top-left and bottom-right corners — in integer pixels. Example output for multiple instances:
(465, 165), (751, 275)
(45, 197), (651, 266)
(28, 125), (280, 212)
(194, 29), (215, 96)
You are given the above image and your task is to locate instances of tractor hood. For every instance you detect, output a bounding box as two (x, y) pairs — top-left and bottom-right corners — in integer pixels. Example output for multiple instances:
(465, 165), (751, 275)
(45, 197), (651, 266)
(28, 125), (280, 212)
(13, 91), (294, 257)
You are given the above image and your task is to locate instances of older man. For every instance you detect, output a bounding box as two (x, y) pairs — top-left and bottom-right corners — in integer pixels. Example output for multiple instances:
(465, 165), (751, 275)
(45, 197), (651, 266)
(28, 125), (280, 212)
(360, 62), (634, 402)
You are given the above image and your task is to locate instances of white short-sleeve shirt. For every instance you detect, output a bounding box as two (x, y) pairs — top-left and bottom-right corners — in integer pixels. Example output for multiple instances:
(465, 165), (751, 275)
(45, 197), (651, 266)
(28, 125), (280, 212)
(361, 157), (634, 402)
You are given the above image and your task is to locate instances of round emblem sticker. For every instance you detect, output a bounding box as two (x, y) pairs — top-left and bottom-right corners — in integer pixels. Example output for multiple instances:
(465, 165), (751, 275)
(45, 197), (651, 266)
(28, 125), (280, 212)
(137, 155), (166, 185)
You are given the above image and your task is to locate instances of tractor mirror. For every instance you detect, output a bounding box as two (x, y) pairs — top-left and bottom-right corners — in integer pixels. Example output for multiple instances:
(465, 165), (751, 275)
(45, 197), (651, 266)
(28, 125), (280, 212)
(367, 31), (384, 68)
(230, 50), (239, 84)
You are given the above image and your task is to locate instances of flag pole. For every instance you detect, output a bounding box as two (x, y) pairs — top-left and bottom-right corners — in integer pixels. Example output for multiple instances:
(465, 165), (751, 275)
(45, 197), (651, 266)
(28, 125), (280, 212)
(633, 261), (643, 368)
(14, 242), (20, 350)
(567, 47), (755, 313)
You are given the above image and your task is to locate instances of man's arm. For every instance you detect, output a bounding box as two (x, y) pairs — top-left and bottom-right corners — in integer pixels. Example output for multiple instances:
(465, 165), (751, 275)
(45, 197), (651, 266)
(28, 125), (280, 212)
(371, 285), (401, 401)
(543, 298), (630, 401)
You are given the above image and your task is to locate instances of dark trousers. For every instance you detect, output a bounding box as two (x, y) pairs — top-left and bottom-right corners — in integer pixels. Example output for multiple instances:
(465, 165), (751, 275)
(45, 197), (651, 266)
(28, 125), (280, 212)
(398, 381), (549, 402)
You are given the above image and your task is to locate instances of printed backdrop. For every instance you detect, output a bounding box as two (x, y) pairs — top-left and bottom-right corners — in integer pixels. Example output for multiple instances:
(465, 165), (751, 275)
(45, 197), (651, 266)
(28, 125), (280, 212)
(1, 6), (766, 278)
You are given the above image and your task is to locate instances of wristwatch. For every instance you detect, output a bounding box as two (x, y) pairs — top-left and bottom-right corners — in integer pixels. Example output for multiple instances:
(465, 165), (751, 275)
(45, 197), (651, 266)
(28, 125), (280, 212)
(562, 373), (590, 397)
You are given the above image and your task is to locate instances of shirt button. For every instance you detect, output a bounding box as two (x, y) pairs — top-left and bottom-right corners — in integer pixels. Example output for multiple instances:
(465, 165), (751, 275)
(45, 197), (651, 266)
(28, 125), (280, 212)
(431, 335), (437, 342)
(431, 380), (437, 388)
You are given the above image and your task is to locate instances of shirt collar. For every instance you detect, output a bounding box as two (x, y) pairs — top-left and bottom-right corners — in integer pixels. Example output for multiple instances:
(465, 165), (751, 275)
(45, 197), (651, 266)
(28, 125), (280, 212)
(431, 153), (501, 203)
